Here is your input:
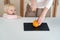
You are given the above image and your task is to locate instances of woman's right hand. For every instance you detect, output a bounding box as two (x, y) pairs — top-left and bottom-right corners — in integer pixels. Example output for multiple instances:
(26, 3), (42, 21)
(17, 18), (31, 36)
(37, 16), (45, 26)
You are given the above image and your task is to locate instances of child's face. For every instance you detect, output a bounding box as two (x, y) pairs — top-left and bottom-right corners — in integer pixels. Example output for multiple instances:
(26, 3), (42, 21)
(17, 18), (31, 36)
(7, 6), (16, 15)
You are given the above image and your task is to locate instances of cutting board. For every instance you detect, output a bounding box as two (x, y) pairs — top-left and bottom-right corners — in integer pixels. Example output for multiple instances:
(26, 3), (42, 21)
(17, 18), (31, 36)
(24, 23), (50, 31)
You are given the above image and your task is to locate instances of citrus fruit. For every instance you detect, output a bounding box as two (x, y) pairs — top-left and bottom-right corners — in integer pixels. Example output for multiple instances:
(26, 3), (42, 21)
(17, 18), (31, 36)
(32, 20), (39, 27)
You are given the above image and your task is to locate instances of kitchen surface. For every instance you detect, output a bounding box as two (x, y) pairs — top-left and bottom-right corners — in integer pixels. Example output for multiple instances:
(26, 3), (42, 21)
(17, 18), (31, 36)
(0, 17), (60, 40)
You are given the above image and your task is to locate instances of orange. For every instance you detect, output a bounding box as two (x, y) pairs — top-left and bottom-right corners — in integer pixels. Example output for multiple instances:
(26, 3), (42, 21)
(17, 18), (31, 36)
(32, 20), (39, 27)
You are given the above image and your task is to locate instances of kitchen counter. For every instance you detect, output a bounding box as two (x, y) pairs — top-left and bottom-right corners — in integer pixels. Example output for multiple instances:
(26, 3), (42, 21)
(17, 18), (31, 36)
(0, 17), (60, 40)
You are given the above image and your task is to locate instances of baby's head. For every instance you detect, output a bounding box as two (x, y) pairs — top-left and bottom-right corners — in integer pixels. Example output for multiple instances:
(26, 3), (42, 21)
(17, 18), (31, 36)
(4, 4), (16, 15)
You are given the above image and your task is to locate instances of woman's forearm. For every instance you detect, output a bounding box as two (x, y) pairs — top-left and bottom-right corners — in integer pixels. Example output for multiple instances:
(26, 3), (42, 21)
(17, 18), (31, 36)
(39, 7), (49, 17)
(38, 8), (49, 25)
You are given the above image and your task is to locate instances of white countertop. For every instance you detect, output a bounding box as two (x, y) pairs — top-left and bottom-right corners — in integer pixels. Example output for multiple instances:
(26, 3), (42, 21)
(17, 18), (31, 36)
(0, 17), (60, 40)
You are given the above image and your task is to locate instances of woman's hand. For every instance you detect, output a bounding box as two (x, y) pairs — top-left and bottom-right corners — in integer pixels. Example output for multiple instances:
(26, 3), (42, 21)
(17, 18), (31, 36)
(31, 7), (36, 11)
(37, 7), (48, 26)
(30, 0), (37, 11)
(37, 16), (45, 26)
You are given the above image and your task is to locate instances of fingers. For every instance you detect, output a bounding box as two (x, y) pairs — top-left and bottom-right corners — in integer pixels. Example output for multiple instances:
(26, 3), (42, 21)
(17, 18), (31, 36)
(38, 17), (44, 26)
(38, 19), (43, 26)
